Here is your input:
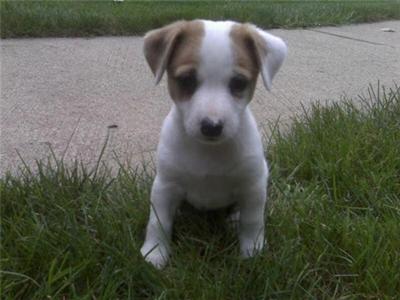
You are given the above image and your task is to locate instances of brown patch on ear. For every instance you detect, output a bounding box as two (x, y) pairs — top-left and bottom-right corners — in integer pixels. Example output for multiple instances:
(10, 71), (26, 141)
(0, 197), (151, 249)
(143, 21), (186, 82)
(230, 24), (268, 99)
(143, 21), (204, 89)
(166, 21), (204, 101)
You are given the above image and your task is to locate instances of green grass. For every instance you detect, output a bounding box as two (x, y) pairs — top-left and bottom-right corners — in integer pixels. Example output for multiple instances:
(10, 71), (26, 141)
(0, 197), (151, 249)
(1, 0), (400, 38)
(1, 83), (400, 299)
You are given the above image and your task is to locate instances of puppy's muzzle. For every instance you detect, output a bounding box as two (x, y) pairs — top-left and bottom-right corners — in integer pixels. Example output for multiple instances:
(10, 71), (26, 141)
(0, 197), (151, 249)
(200, 118), (223, 139)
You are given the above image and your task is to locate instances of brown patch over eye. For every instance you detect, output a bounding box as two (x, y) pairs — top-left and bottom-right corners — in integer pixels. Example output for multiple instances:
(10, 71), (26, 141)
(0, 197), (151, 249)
(176, 71), (198, 95)
(229, 75), (249, 96)
(229, 24), (262, 101)
(164, 20), (204, 101)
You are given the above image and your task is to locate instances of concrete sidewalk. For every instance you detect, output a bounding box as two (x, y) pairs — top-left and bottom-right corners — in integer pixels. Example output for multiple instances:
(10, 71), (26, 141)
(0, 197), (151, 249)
(1, 21), (399, 176)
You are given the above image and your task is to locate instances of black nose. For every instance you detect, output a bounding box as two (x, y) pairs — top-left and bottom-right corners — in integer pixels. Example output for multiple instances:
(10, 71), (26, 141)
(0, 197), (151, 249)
(201, 118), (223, 138)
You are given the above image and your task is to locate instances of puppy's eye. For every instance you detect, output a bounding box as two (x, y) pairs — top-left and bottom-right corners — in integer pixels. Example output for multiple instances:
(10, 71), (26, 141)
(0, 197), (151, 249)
(176, 72), (197, 94)
(229, 76), (249, 95)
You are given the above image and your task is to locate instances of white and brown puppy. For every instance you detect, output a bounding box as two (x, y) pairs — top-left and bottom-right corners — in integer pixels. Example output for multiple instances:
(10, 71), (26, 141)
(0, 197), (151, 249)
(141, 20), (287, 268)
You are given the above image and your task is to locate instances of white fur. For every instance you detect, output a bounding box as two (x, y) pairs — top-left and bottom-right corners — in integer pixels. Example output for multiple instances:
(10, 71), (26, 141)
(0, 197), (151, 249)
(141, 20), (287, 268)
(255, 28), (288, 90)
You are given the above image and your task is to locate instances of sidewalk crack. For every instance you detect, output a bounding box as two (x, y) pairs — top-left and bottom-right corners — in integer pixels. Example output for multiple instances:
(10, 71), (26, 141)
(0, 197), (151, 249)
(306, 29), (395, 48)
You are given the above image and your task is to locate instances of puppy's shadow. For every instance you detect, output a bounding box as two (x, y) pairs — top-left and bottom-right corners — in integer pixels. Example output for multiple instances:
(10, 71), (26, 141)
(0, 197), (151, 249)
(172, 201), (238, 258)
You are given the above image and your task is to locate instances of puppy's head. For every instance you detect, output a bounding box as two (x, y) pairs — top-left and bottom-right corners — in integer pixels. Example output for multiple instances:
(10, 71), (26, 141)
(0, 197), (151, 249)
(144, 20), (287, 144)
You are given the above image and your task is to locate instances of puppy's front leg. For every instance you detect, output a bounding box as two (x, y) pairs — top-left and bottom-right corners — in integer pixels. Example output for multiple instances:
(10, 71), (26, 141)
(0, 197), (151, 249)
(141, 176), (183, 269)
(238, 180), (267, 258)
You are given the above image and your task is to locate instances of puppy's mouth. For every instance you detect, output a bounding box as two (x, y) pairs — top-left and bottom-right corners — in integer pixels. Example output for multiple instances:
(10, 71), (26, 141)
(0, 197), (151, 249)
(204, 137), (220, 142)
(197, 135), (226, 145)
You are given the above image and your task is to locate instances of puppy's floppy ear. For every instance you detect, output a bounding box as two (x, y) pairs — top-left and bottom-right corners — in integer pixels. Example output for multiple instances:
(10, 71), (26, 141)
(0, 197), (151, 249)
(143, 21), (186, 84)
(249, 26), (287, 91)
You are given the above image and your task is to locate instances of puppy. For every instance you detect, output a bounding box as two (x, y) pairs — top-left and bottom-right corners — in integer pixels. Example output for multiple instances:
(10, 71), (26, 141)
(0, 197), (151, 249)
(141, 20), (287, 268)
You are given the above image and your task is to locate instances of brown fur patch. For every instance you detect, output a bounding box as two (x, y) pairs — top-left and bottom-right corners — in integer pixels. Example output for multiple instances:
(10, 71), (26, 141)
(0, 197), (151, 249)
(144, 21), (184, 78)
(166, 21), (204, 101)
(230, 24), (268, 99)
(143, 20), (204, 101)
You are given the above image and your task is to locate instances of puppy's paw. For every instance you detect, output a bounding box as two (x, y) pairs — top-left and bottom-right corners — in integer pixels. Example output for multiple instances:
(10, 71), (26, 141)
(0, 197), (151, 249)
(140, 243), (170, 269)
(240, 236), (265, 258)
